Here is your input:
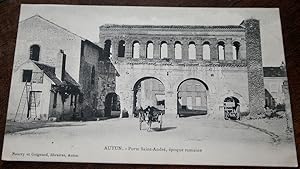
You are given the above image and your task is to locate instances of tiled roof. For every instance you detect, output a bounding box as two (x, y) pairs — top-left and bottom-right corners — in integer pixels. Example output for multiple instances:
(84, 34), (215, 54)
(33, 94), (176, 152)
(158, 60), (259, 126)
(34, 62), (80, 87)
(263, 67), (286, 77)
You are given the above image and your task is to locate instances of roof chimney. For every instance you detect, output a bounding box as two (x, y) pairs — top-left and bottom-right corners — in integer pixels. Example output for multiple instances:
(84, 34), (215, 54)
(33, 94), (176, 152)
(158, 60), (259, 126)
(56, 50), (66, 81)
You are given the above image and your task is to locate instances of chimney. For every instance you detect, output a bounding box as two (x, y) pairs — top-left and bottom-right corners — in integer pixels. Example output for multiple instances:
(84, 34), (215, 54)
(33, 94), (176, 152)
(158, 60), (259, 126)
(56, 50), (66, 81)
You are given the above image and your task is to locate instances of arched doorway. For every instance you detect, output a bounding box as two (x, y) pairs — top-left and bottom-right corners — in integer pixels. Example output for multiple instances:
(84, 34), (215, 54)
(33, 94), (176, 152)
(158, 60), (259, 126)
(104, 93), (121, 118)
(177, 78), (209, 117)
(132, 77), (165, 117)
(223, 96), (240, 120)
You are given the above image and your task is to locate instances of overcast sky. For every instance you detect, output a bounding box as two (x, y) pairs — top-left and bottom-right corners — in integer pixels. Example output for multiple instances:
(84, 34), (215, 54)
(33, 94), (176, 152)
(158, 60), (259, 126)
(20, 4), (285, 66)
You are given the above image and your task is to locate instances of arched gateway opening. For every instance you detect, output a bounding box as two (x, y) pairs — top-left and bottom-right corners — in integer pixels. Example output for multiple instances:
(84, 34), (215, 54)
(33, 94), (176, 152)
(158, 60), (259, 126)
(133, 77), (165, 117)
(177, 78), (208, 117)
(104, 93), (121, 118)
(223, 96), (240, 120)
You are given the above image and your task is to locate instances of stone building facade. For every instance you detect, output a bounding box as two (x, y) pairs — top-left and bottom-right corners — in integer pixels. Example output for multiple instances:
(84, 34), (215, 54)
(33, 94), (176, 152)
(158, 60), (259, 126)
(98, 19), (265, 118)
(263, 65), (287, 109)
(7, 15), (117, 121)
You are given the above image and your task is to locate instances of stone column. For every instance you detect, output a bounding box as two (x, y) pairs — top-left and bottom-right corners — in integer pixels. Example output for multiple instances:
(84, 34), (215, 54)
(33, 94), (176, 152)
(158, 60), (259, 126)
(153, 41), (161, 59)
(210, 38), (218, 61)
(125, 40), (133, 58)
(168, 42), (175, 59)
(165, 90), (178, 117)
(196, 40), (203, 60)
(239, 39), (247, 60)
(225, 38), (233, 60)
(182, 42), (189, 61)
(112, 39), (119, 58)
(140, 42), (146, 59)
(243, 19), (265, 117)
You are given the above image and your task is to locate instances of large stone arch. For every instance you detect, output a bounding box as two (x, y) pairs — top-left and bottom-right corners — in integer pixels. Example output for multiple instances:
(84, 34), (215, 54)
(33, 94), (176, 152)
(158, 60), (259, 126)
(220, 91), (249, 114)
(131, 76), (166, 116)
(176, 78), (210, 117)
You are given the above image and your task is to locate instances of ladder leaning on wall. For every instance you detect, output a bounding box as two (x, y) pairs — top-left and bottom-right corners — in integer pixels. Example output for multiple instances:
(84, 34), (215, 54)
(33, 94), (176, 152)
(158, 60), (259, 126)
(14, 81), (38, 122)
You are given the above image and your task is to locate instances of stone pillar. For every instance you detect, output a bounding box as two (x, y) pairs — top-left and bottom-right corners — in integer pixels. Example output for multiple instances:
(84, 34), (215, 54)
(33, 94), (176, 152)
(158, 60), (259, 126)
(125, 40), (132, 58)
(196, 41), (203, 60)
(225, 38), (233, 60)
(165, 90), (178, 117)
(243, 19), (265, 117)
(153, 41), (160, 59)
(210, 38), (218, 61)
(112, 40), (119, 58)
(239, 39), (247, 60)
(140, 42), (146, 59)
(168, 42), (175, 59)
(182, 42), (189, 61)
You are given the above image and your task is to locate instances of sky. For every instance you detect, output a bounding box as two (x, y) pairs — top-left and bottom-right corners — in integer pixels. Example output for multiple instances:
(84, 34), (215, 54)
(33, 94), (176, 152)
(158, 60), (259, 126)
(20, 4), (285, 66)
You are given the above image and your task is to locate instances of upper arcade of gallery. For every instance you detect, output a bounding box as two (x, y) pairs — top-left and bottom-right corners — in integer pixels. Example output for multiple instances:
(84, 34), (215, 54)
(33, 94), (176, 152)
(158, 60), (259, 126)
(98, 19), (262, 66)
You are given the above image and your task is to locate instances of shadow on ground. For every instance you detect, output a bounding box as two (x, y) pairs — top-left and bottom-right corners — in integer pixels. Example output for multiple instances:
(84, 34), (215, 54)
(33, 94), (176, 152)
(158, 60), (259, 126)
(5, 121), (86, 134)
(152, 127), (177, 132)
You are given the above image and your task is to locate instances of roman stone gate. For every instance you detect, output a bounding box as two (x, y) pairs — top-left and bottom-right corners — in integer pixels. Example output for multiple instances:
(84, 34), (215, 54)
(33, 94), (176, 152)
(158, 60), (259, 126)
(98, 19), (265, 118)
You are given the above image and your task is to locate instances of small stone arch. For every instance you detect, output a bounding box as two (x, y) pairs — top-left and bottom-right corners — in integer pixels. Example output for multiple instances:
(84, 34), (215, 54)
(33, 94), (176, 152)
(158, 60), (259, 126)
(202, 41), (211, 60)
(232, 41), (241, 60)
(221, 91), (248, 113)
(104, 39), (112, 58)
(132, 40), (140, 58)
(217, 41), (225, 60)
(160, 41), (168, 59)
(146, 41), (154, 59)
(104, 92), (121, 117)
(174, 41), (182, 59)
(29, 44), (40, 61)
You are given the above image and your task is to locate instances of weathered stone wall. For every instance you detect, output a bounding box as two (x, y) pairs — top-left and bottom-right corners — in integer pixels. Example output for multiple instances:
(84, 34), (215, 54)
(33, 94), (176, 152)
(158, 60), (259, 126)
(79, 40), (116, 119)
(113, 59), (249, 118)
(243, 19), (265, 116)
(98, 23), (252, 118)
(15, 15), (82, 82)
(99, 25), (246, 62)
(264, 77), (287, 105)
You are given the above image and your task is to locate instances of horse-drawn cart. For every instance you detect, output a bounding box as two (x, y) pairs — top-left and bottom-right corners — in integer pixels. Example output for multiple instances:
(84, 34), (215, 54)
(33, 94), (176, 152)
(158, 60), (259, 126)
(137, 106), (165, 131)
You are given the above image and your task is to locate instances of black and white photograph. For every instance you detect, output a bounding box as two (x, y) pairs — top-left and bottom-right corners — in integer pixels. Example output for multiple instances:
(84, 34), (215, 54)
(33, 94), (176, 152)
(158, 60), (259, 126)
(1, 4), (298, 167)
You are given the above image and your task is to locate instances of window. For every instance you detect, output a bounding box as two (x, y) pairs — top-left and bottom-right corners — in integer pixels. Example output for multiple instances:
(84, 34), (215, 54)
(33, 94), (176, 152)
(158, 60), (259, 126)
(174, 41), (182, 59)
(218, 41), (225, 60)
(195, 97), (202, 106)
(146, 41), (154, 59)
(132, 41), (140, 58)
(22, 70), (32, 82)
(188, 42), (196, 59)
(160, 41), (168, 59)
(91, 66), (95, 85)
(118, 40), (125, 57)
(104, 40), (112, 58)
(53, 92), (57, 108)
(30, 45), (40, 61)
(202, 41), (210, 60)
(271, 83), (278, 93)
(233, 41), (240, 60)
(187, 96), (193, 109)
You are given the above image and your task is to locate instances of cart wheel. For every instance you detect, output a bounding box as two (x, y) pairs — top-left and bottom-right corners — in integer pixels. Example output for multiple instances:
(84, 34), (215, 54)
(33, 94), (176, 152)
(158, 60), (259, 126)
(236, 113), (241, 120)
(224, 113), (229, 120)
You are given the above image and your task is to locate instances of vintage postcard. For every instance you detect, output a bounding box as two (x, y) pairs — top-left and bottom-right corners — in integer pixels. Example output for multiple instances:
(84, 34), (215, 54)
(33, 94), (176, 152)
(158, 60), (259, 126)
(2, 4), (298, 167)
